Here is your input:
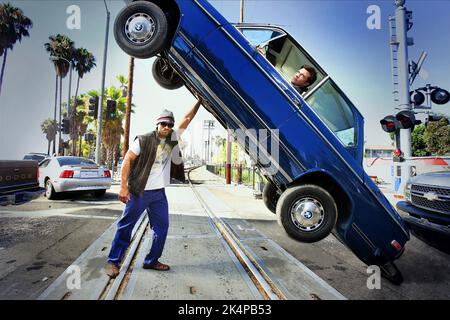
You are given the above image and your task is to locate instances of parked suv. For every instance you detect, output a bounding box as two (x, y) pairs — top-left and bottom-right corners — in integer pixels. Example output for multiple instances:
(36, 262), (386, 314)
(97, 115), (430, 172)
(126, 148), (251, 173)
(397, 171), (450, 251)
(114, 0), (410, 283)
(23, 153), (49, 164)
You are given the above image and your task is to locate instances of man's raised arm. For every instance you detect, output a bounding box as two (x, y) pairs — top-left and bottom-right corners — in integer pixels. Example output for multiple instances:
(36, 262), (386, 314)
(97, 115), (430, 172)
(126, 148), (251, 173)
(178, 97), (202, 134)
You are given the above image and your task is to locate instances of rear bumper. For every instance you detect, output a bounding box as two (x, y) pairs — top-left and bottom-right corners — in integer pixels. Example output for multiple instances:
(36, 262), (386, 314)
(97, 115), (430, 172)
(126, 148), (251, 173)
(0, 187), (45, 206)
(396, 201), (450, 236)
(54, 178), (112, 193)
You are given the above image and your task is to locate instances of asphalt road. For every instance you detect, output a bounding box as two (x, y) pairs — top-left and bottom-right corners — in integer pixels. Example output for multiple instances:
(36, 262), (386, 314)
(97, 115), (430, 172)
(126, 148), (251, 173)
(1, 174), (449, 300)
(203, 183), (450, 300)
(0, 190), (121, 300)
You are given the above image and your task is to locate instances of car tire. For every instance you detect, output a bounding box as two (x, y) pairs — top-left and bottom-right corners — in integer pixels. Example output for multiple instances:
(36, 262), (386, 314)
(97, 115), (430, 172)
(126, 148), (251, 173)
(114, 1), (169, 59)
(92, 190), (107, 198)
(276, 184), (337, 243)
(152, 57), (184, 90)
(263, 182), (280, 214)
(380, 261), (403, 285)
(45, 179), (57, 200)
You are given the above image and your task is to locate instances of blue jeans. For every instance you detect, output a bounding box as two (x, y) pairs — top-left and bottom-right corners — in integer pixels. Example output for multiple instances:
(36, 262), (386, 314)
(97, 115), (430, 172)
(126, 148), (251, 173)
(107, 189), (169, 266)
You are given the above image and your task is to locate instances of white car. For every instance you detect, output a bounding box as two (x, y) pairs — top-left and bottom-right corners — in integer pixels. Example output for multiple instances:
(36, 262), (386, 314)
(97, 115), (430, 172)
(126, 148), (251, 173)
(38, 156), (112, 199)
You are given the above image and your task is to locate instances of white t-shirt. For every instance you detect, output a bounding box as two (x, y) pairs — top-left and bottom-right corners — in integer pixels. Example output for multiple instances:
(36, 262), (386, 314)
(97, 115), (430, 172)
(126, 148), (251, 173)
(129, 131), (180, 190)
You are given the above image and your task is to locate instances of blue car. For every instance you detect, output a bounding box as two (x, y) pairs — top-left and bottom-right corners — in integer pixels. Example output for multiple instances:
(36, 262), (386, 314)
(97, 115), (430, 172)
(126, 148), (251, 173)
(114, 0), (410, 284)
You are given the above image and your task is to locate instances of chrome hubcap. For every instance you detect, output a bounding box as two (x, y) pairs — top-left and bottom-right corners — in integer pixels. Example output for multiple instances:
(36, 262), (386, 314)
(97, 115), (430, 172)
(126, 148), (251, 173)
(290, 197), (324, 232)
(125, 13), (155, 44)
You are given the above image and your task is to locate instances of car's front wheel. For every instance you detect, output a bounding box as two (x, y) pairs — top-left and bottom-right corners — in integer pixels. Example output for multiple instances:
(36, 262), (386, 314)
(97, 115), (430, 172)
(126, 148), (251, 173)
(114, 1), (169, 59)
(276, 185), (337, 243)
(152, 57), (184, 89)
(45, 179), (57, 200)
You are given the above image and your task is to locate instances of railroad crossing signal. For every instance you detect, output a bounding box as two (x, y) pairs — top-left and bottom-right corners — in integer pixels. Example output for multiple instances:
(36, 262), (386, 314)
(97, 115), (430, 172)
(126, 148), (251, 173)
(380, 111), (421, 133)
(88, 97), (99, 119)
(106, 100), (117, 120)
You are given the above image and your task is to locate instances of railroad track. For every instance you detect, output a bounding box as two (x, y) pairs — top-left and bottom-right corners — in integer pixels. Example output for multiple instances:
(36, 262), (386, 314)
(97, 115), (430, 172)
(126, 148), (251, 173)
(39, 165), (344, 300)
(97, 166), (286, 300)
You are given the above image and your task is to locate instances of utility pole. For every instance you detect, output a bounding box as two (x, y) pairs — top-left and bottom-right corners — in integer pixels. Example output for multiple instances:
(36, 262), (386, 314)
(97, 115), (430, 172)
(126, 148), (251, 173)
(96, 0), (110, 165)
(390, 0), (414, 191)
(226, 0), (245, 184)
(240, 0), (244, 24)
(123, 57), (134, 158)
(203, 120), (215, 164)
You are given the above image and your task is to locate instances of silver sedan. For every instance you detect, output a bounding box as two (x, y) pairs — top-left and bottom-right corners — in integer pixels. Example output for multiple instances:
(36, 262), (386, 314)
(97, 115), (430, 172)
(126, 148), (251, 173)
(38, 156), (112, 199)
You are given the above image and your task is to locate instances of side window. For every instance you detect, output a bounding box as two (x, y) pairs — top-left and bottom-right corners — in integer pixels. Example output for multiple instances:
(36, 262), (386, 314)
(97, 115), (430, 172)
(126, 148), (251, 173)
(39, 159), (51, 168)
(239, 28), (284, 47)
(265, 37), (325, 92)
(306, 80), (356, 147)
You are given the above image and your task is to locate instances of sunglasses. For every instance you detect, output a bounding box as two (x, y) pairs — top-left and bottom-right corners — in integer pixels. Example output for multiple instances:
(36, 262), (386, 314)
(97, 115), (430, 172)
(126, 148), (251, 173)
(160, 122), (174, 128)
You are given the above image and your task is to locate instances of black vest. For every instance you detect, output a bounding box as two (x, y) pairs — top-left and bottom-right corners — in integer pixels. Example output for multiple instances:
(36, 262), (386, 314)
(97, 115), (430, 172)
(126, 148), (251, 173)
(128, 131), (185, 196)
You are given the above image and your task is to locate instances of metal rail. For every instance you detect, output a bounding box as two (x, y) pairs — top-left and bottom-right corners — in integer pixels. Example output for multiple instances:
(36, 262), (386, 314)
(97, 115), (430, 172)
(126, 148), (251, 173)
(99, 166), (286, 300)
(186, 167), (286, 300)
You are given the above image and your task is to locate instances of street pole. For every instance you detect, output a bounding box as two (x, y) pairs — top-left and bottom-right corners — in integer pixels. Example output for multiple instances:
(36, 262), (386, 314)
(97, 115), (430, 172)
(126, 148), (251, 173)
(394, 0), (413, 190)
(226, 0), (245, 183)
(123, 57), (134, 158)
(66, 62), (72, 156)
(67, 62), (73, 118)
(96, 0), (110, 165)
(240, 0), (244, 24)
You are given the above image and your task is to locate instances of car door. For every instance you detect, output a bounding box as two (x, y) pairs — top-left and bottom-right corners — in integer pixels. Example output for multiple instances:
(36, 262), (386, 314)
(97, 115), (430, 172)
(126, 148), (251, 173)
(234, 27), (365, 176)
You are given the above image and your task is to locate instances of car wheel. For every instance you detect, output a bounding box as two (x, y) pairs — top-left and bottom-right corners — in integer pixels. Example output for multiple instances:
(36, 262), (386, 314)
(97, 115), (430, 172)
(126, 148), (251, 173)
(114, 1), (169, 59)
(45, 179), (57, 200)
(92, 190), (107, 198)
(276, 184), (337, 243)
(380, 261), (403, 285)
(263, 182), (281, 214)
(152, 57), (184, 89)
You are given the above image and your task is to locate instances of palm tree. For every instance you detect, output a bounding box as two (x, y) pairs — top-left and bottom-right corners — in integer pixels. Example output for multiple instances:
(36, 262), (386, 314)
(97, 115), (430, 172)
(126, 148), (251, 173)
(73, 48), (96, 105)
(41, 118), (56, 155)
(44, 34), (75, 155)
(116, 74), (128, 97)
(103, 86), (127, 169)
(0, 3), (32, 96)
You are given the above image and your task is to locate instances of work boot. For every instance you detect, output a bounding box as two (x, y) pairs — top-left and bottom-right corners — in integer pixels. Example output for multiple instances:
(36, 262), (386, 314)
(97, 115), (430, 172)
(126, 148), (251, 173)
(143, 261), (170, 271)
(105, 263), (120, 278)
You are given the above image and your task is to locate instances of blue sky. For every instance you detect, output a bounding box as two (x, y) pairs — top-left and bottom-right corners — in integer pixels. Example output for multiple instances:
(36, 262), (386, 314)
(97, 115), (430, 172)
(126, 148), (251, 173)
(0, 0), (449, 160)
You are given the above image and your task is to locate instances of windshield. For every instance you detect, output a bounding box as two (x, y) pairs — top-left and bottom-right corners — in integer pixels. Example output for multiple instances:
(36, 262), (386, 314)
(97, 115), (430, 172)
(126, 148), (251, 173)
(24, 155), (46, 162)
(306, 80), (356, 147)
(57, 157), (97, 166)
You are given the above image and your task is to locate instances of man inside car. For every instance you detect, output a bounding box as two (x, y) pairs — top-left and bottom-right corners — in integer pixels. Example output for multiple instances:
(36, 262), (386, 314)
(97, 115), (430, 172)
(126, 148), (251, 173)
(291, 65), (317, 95)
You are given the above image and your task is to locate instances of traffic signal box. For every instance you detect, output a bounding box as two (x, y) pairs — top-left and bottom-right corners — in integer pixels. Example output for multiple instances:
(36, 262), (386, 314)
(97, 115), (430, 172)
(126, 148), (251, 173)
(61, 118), (71, 134)
(88, 96), (99, 119)
(106, 100), (117, 121)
